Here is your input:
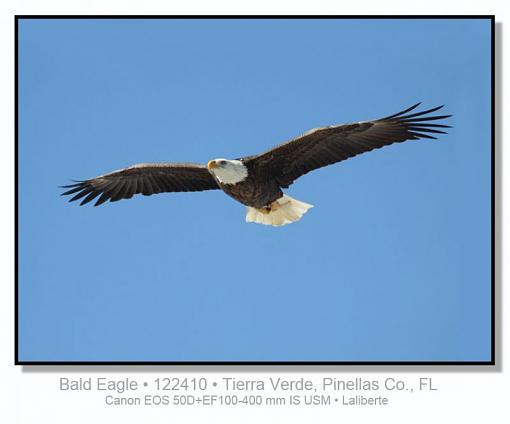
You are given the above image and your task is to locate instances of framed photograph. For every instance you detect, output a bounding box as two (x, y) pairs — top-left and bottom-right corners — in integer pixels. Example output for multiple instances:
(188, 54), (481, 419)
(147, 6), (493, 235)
(16, 16), (494, 364)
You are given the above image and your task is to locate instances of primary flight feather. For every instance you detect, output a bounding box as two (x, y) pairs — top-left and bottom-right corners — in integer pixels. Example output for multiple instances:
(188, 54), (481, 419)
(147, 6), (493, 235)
(61, 103), (451, 226)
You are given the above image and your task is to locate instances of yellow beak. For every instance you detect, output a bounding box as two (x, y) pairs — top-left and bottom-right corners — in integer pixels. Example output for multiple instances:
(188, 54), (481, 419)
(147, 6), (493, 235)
(207, 160), (218, 169)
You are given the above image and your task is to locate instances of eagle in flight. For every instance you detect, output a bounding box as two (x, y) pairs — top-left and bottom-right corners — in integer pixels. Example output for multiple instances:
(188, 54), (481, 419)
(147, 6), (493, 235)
(62, 103), (451, 227)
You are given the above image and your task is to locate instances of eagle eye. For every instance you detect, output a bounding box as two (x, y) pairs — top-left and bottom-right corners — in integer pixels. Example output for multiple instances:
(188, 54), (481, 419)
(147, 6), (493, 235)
(220, 160), (227, 166)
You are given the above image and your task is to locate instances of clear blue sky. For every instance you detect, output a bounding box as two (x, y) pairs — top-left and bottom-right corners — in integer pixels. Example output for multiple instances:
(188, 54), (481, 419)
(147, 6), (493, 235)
(18, 18), (492, 362)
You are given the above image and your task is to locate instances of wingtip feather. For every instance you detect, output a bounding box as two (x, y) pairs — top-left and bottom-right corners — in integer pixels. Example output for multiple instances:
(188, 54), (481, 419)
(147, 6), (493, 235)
(381, 102), (422, 120)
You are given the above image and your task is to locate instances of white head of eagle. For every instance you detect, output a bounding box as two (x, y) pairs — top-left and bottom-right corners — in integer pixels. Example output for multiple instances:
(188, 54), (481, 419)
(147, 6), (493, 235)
(207, 158), (248, 185)
(61, 103), (451, 227)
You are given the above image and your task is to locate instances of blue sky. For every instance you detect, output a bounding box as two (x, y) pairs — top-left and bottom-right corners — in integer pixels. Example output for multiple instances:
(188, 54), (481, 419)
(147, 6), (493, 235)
(18, 18), (492, 362)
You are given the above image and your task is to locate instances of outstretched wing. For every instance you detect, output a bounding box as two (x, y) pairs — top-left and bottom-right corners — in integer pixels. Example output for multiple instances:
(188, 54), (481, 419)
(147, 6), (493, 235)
(244, 103), (451, 188)
(61, 163), (219, 206)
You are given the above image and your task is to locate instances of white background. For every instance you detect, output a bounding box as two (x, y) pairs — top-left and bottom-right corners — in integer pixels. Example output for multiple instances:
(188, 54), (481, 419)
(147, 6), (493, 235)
(1, 1), (507, 423)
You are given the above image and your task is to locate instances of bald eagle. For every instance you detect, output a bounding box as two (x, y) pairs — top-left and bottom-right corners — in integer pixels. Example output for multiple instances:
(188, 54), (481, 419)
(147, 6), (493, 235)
(61, 103), (451, 226)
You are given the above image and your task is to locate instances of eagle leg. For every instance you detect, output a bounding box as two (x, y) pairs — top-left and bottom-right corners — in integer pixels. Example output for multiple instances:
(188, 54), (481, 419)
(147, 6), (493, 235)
(260, 201), (281, 214)
(260, 205), (272, 214)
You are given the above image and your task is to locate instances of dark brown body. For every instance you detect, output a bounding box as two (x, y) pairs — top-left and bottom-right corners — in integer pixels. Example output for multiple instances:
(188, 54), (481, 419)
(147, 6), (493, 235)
(214, 160), (283, 209)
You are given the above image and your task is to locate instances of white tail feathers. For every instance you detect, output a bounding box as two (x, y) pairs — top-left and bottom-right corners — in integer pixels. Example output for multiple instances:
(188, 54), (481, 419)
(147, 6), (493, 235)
(245, 195), (313, 227)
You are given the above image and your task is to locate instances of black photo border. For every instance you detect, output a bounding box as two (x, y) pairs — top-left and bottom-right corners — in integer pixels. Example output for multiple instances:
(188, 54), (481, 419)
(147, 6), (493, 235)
(14, 15), (496, 366)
